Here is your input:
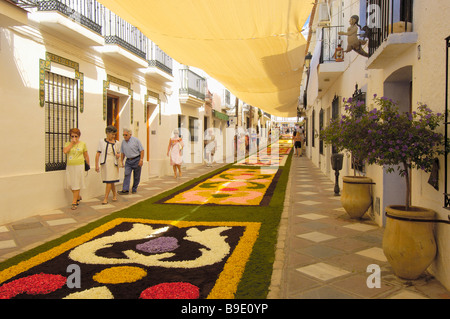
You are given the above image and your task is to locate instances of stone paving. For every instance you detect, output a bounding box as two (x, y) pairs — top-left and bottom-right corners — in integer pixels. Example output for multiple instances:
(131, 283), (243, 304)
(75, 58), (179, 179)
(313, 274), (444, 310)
(0, 155), (449, 299)
(0, 165), (222, 263)
(268, 155), (450, 299)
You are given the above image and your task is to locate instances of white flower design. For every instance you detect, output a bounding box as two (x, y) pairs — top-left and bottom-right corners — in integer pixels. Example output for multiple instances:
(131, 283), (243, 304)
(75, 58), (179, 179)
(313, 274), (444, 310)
(68, 223), (231, 268)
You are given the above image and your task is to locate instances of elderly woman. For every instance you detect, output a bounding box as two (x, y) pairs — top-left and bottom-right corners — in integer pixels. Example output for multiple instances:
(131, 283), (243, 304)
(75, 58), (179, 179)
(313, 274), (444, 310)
(63, 128), (90, 210)
(96, 125), (121, 204)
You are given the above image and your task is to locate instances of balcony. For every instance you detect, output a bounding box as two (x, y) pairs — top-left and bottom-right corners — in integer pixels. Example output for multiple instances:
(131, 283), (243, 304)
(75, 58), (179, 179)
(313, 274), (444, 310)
(1, 0), (29, 27)
(317, 26), (346, 98)
(366, 0), (417, 69)
(205, 90), (213, 105)
(100, 10), (148, 68)
(9, 0), (176, 75)
(179, 68), (206, 108)
(29, 0), (104, 47)
(145, 41), (174, 85)
(221, 88), (232, 110)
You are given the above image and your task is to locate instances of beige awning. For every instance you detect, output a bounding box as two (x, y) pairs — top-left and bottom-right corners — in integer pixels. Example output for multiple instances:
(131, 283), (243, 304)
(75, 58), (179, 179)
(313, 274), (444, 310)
(98, 0), (312, 117)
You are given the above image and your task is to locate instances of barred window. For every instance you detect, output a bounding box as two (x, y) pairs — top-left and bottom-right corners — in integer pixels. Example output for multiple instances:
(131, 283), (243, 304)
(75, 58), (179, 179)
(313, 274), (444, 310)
(189, 116), (198, 142)
(319, 108), (324, 155)
(331, 95), (340, 154)
(45, 71), (79, 172)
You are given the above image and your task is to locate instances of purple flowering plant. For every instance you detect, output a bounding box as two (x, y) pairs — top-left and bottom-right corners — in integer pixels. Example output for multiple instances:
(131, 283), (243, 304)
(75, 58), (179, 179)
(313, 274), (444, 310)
(320, 95), (446, 210)
(319, 96), (374, 176)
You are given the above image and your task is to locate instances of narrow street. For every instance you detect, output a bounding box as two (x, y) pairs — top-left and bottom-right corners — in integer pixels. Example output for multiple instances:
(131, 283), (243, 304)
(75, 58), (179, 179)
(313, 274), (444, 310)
(0, 137), (448, 299)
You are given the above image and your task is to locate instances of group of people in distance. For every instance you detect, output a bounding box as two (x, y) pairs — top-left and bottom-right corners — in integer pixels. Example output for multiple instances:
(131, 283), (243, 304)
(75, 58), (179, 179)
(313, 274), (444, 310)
(65, 126), (303, 210)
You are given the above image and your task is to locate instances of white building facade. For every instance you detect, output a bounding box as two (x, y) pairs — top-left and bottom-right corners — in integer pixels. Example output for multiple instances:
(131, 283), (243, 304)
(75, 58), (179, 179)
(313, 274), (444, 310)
(304, 0), (450, 289)
(0, 0), (271, 225)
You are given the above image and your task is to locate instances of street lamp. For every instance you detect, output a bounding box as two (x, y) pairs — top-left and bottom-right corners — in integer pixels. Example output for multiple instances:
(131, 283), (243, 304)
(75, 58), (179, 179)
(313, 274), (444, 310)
(304, 52), (312, 69)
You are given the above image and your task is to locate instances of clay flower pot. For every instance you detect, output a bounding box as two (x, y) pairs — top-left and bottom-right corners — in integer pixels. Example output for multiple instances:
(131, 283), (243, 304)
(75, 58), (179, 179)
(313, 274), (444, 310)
(382, 205), (437, 280)
(341, 176), (373, 219)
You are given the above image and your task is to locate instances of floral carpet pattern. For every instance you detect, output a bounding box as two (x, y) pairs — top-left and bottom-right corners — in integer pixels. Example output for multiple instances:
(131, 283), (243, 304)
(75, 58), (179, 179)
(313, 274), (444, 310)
(158, 167), (281, 206)
(0, 136), (293, 299)
(236, 154), (288, 167)
(0, 219), (260, 299)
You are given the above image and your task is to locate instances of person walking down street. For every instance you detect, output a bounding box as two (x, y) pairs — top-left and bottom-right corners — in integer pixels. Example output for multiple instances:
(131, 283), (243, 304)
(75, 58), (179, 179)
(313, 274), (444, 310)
(204, 128), (216, 167)
(167, 130), (184, 178)
(293, 130), (302, 157)
(63, 128), (90, 210)
(119, 128), (144, 194)
(95, 125), (121, 204)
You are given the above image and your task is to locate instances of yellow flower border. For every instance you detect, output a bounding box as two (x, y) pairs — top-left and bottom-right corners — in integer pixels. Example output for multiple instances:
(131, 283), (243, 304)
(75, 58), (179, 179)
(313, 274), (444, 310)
(0, 219), (260, 299)
(207, 221), (260, 299)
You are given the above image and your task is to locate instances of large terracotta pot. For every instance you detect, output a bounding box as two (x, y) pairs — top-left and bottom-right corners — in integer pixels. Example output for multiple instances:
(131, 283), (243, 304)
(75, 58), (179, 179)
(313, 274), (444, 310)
(341, 176), (373, 219)
(383, 205), (437, 280)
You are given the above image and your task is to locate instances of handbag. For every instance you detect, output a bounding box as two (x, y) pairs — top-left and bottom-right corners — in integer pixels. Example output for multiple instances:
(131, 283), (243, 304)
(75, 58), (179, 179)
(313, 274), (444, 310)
(84, 161), (90, 171)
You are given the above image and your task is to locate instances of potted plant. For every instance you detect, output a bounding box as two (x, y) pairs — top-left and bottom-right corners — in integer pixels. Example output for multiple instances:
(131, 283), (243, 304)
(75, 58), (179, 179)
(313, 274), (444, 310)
(362, 96), (445, 280)
(320, 97), (374, 219)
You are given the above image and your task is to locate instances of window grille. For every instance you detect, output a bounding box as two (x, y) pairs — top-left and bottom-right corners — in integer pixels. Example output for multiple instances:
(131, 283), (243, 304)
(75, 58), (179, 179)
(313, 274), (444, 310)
(189, 116), (199, 142)
(45, 71), (79, 172)
(351, 84), (366, 173)
(331, 95), (340, 154)
(312, 109), (315, 148)
(445, 36), (450, 208)
(319, 108), (324, 155)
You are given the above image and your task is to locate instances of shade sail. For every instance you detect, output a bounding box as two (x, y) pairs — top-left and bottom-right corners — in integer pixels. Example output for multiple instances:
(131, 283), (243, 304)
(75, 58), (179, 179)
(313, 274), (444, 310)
(97, 0), (313, 117)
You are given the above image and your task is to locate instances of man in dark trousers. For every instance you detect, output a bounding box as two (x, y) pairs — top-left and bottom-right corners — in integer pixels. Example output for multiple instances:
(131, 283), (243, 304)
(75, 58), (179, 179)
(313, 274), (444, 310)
(119, 128), (144, 194)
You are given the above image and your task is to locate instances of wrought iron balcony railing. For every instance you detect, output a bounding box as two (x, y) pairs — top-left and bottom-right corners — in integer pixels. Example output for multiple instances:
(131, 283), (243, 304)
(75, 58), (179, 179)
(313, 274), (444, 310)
(223, 89), (231, 106)
(9, 0), (39, 8)
(12, 0), (169, 65)
(38, 0), (102, 35)
(320, 26), (345, 63)
(11, 0), (176, 78)
(179, 68), (206, 101)
(147, 41), (173, 75)
(367, 0), (413, 57)
(102, 9), (147, 59)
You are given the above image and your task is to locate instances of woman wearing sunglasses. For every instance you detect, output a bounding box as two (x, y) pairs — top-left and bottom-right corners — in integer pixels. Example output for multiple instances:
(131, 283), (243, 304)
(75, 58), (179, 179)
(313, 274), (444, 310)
(63, 128), (90, 210)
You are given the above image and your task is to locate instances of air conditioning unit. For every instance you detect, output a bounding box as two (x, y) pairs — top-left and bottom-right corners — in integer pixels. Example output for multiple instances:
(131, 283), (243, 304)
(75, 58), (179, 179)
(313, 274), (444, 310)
(317, 2), (330, 26)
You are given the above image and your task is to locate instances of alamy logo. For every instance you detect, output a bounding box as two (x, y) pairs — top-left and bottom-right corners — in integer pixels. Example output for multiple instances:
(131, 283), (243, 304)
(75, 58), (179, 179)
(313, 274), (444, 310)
(367, 4), (382, 28)
(366, 264), (381, 288)
(66, 264), (81, 289)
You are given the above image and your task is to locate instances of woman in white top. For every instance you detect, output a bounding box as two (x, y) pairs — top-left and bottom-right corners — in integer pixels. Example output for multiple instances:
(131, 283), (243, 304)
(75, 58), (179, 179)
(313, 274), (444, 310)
(96, 125), (121, 204)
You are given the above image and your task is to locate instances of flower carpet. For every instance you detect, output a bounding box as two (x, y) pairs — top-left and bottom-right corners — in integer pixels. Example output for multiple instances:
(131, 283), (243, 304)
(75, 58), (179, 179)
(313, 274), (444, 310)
(0, 219), (259, 299)
(0, 137), (293, 299)
(158, 167), (280, 206)
(236, 154), (288, 167)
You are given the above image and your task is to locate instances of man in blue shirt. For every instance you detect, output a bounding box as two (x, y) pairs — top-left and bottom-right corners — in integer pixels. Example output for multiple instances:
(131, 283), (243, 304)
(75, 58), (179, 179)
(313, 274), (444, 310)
(119, 128), (144, 194)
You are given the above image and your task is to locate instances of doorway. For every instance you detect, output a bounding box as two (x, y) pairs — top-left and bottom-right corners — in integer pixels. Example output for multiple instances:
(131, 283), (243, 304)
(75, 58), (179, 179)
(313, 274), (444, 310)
(146, 103), (158, 162)
(382, 65), (413, 225)
(107, 96), (120, 140)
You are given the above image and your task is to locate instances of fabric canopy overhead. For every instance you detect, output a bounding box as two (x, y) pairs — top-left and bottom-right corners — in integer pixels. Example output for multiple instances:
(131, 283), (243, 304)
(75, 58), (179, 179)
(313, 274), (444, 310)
(97, 0), (313, 117)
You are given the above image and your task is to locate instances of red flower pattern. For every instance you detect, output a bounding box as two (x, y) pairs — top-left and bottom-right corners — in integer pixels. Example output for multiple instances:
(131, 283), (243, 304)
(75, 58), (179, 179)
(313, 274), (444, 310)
(140, 282), (200, 299)
(0, 273), (66, 299)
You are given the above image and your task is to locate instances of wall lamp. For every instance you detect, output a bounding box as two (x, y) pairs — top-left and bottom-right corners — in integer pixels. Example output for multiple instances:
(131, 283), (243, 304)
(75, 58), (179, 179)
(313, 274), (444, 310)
(305, 52), (313, 69)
